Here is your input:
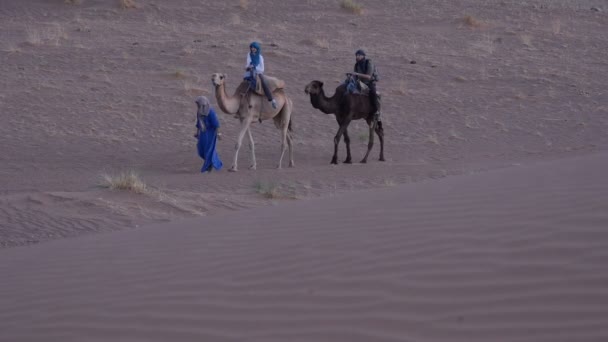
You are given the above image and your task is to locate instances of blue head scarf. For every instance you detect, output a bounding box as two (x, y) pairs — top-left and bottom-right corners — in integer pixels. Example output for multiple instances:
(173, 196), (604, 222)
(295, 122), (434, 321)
(249, 41), (261, 67)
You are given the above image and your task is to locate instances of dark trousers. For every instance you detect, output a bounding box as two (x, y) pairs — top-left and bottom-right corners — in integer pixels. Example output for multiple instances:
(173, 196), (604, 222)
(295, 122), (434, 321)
(250, 71), (273, 102)
(367, 81), (380, 116)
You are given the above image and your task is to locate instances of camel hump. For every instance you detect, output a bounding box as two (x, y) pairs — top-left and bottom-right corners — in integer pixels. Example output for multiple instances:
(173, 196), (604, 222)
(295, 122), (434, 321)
(254, 74), (285, 96)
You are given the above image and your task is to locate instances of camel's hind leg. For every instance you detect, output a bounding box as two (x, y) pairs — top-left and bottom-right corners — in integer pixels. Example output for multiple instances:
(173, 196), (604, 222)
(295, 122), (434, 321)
(246, 127), (257, 170)
(360, 119), (376, 164)
(286, 99), (295, 167)
(375, 120), (385, 161)
(343, 127), (352, 164)
(274, 99), (292, 169)
(286, 130), (295, 168)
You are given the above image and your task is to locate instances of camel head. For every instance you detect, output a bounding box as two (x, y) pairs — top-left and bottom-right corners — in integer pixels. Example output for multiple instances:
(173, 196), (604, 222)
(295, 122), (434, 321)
(211, 73), (227, 87)
(304, 80), (324, 95)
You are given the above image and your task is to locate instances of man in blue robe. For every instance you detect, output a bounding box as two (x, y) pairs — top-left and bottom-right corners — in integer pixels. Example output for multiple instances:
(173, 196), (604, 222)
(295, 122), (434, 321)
(194, 96), (223, 173)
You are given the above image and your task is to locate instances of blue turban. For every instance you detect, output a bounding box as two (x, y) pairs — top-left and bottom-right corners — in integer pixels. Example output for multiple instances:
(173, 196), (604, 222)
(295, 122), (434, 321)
(249, 41), (261, 67)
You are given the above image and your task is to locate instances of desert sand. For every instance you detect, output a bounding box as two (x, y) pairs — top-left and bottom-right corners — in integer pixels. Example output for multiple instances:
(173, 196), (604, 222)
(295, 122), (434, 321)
(1, 0), (607, 341)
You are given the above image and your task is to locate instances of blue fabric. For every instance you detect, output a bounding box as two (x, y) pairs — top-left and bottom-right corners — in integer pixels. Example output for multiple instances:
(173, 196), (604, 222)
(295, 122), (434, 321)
(196, 108), (223, 173)
(249, 41), (261, 67)
(244, 71), (257, 90)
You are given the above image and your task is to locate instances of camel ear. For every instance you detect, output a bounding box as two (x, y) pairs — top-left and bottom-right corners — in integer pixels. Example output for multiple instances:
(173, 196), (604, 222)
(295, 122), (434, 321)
(319, 81), (324, 87)
(221, 73), (226, 79)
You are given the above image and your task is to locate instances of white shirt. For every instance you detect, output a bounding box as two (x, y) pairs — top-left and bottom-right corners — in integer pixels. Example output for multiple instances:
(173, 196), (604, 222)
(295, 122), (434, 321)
(244, 53), (265, 77)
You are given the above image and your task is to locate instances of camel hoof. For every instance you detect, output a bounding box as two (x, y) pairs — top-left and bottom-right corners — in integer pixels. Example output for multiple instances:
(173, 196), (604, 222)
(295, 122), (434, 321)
(360, 159), (368, 164)
(289, 162), (295, 168)
(343, 159), (352, 164)
(379, 157), (386, 162)
(330, 157), (338, 165)
(228, 167), (238, 172)
(249, 165), (257, 170)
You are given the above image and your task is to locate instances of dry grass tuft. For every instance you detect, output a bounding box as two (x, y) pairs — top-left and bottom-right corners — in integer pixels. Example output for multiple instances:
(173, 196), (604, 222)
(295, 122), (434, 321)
(173, 70), (186, 79)
(101, 170), (148, 194)
(426, 134), (440, 145)
(254, 181), (281, 199)
(4, 46), (22, 53)
(314, 38), (330, 50)
(340, 0), (363, 15)
(519, 34), (533, 47)
(463, 15), (482, 28)
(384, 179), (397, 187)
(119, 0), (137, 9)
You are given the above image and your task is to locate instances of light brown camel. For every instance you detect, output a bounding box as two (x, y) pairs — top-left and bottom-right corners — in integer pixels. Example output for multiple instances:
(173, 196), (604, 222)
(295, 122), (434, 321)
(211, 73), (294, 172)
(304, 80), (385, 164)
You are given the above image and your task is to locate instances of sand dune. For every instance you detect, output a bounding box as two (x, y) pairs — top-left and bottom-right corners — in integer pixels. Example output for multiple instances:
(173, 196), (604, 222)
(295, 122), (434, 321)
(1, 1), (608, 340)
(1, 0), (608, 246)
(2, 152), (607, 342)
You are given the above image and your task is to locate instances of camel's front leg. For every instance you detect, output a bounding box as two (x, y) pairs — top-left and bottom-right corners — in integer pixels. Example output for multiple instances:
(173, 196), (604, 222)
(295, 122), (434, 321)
(230, 118), (252, 172)
(361, 119), (376, 164)
(331, 123), (347, 165)
(247, 128), (257, 170)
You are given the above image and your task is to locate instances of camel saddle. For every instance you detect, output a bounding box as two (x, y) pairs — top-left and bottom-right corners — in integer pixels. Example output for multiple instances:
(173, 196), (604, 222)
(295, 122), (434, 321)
(253, 74), (285, 96)
(346, 80), (381, 98)
(356, 81), (370, 96)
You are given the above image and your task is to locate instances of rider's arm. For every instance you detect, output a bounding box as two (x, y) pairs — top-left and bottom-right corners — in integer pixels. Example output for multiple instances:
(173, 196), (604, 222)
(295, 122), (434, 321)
(354, 60), (374, 80)
(256, 55), (265, 74)
(246, 54), (252, 69)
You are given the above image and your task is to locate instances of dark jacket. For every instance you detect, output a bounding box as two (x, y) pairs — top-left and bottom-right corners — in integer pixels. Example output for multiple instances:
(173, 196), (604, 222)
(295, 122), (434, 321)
(354, 58), (375, 85)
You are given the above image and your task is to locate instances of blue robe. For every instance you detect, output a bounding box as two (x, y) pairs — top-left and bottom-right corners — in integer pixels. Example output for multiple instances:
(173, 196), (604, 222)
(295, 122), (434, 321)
(196, 109), (223, 173)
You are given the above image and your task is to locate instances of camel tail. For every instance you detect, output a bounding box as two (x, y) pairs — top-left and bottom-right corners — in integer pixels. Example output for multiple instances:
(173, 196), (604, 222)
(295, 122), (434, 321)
(288, 116), (293, 132)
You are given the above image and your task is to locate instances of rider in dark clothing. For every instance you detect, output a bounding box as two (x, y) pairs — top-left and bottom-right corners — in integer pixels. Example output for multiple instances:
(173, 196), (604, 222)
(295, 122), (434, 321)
(352, 49), (382, 127)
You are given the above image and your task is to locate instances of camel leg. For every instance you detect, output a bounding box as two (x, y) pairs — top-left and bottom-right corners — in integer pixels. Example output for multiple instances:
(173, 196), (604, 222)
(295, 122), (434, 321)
(277, 127), (288, 169)
(375, 121), (385, 162)
(331, 123), (348, 165)
(287, 131), (295, 168)
(343, 127), (352, 164)
(276, 107), (290, 170)
(247, 127), (257, 170)
(230, 117), (252, 172)
(361, 119), (376, 164)
(286, 101), (295, 168)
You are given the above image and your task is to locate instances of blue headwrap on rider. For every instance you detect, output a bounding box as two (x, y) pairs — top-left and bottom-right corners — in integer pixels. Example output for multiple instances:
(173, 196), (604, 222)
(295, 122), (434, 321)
(249, 41), (261, 67)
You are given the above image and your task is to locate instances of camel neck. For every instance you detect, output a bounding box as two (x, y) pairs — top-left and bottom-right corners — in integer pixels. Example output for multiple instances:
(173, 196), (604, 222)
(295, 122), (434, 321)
(311, 88), (340, 115)
(215, 83), (240, 114)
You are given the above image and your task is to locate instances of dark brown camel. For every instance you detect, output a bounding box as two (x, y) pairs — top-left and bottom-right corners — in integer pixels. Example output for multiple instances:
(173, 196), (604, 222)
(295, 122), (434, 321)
(304, 80), (385, 164)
